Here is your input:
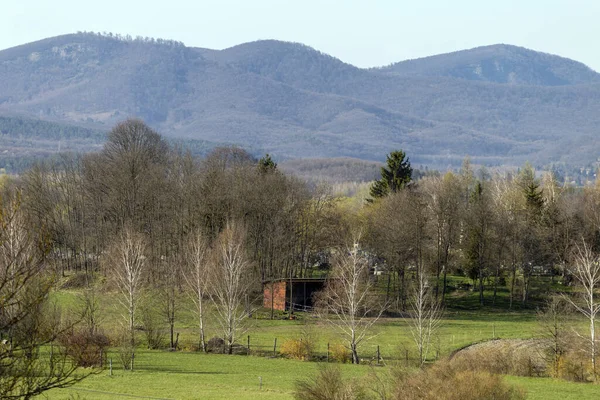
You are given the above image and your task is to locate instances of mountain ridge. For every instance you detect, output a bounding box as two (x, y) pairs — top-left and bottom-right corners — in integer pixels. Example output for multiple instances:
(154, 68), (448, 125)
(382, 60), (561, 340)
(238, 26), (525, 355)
(1, 32), (599, 169)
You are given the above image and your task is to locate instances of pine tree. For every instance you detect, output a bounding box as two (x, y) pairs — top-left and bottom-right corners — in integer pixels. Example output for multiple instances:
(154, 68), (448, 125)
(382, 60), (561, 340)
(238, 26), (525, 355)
(258, 153), (277, 173)
(369, 150), (412, 199)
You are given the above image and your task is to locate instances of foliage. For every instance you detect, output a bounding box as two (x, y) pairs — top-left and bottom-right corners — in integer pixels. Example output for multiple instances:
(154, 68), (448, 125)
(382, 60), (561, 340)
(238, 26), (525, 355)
(369, 150), (412, 199)
(329, 343), (351, 364)
(281, 339), (312, 361)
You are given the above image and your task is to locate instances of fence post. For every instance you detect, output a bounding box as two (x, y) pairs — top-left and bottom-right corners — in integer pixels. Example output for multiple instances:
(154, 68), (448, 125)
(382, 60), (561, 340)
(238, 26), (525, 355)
(405, 349), (409, 366)
(247, 335), (250, 354)
(131, 352), (134, 371)
(327, 343), (330, 363)
(377, 345), (381, 365)
(109, 358), (112, 376)
(259, 376), (263, 390)
(273, 338), (277, 357)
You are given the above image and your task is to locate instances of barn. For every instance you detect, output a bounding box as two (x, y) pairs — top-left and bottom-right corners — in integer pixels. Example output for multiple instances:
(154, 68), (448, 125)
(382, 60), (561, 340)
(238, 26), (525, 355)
(263, 278), (327, 312)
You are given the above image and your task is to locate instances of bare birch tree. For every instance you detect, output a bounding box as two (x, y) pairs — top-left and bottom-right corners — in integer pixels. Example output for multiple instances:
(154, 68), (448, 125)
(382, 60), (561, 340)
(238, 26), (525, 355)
(183, 230), (210, 352)
(317, 238), (385, 364)
(107, 227), (146, 349)
(409, 270), (443, 367)
(209, 222), (253, 354)
(563, 242), (600, 379)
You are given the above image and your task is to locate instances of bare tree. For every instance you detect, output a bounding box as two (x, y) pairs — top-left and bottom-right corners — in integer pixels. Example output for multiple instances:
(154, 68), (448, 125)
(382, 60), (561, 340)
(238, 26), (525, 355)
(409, 270), (443, 367)
(317, 237), (385, 364)
(107, 227), (146, 349)
(183, 230), (210, 352)
(0, 188), (87, 398)
(537, 295), (570, 377)
(157, 255), (180, 350)
(421, 173), (461, 303)
(209, 222), (253, 354)
(563, 242), (600, 379)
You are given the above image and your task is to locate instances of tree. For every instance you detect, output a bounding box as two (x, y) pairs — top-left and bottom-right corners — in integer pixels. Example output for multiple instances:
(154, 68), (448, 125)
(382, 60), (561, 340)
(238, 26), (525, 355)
(517, 164), (548, 305)
(258, 153), (277, 174)
(369, 150), (412, 199)
(209, 222), (253, 354)
(0, 188), (86, 398)
(367, 190), (427, 311)
(563, 242), (600, 380)
(421, 173), (462, 302)
(106, 227), (146, 352)
(537, 295), (570, 378)
(157, 255), (181, 350)
(409, 269), (443, 367)
(316, 236), (385, 364)
(183, 230), (210, 352)
(464, 181), (494, 306)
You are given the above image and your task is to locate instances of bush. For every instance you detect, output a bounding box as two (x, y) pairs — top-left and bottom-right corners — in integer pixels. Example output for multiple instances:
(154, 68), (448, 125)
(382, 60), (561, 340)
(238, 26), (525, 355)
(329, 343), (351, 363)
(118, 342), (135, 370)
(140, 306), (165, 350)
(394, 361), (526, 400)
(59, 329), (110, 367)
(281, 339), (311, 360)
(555, 350), (594, 382)
(294, 365), (366, 400)
(450, 339), (545, 377)
(206, 337), (226, 353)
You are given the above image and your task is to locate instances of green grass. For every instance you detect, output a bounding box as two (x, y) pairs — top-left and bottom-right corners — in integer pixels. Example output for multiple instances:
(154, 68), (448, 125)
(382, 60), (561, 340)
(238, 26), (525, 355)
(45, 351), (363, 400)
(43, 351), (600, 400)
(39, 275), (597, 399)
(507, 376), (600, 400)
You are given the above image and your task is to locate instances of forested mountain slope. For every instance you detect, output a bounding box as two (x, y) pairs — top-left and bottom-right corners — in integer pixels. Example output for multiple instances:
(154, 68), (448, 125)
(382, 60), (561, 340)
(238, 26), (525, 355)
(1, 33), (599, 168)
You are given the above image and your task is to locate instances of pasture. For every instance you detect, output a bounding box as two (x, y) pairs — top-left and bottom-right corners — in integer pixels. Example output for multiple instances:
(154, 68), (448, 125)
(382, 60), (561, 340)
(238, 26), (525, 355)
(40, 278), (600, 400)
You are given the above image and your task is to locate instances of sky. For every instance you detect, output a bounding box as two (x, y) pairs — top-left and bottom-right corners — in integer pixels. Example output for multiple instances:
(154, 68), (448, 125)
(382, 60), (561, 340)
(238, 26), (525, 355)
(2, 0), (600, 70)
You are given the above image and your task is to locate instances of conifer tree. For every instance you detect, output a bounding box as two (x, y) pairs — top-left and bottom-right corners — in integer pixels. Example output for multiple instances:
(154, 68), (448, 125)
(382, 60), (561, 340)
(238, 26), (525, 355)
(370, 150), (412, 199)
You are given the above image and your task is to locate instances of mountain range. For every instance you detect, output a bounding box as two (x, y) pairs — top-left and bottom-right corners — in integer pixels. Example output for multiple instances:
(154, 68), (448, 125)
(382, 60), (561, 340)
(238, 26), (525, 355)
(1, 32), (600, 170)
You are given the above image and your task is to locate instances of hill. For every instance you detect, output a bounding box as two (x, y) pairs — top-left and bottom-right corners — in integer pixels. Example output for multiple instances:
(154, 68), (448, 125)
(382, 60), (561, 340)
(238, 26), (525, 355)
(379, 44), (600, 86)
(1, 33), (600, 169)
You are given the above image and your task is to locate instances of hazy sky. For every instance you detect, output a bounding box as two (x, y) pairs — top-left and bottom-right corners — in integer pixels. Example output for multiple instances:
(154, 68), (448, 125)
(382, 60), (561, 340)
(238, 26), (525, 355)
(2, 0), (599, 70)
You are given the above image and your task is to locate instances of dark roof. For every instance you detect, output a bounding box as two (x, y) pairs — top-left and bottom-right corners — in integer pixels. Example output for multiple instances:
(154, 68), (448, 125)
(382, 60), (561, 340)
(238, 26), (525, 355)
(262, 278), (327, 284)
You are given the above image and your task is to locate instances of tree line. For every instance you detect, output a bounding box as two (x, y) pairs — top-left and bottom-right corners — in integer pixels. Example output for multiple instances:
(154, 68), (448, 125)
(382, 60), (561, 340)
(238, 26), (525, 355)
(2, 119), (600, 396)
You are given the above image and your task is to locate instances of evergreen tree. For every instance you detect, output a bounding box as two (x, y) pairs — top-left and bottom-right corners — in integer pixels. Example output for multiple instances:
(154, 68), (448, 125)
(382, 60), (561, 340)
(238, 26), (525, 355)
(258, 153), (277, 173)
(370, 150), (412, 199)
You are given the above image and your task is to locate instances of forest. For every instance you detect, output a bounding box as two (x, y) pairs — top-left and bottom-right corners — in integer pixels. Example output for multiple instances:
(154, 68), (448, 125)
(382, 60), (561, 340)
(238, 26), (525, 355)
(2, 119), (600, 399)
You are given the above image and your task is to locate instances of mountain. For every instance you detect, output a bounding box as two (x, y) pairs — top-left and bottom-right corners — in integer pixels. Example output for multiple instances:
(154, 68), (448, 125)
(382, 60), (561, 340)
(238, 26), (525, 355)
(1, 33), (600, 171)
(379, 44), (600, 86)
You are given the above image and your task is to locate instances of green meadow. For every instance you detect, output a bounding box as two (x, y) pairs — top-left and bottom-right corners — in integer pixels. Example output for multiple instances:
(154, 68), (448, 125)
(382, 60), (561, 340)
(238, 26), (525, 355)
(38, 277), (600, 400)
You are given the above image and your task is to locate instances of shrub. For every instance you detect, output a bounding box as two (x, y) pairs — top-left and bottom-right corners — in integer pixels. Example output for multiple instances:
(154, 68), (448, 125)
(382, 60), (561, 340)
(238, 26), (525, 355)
(59, 329), (110, 367)
(329, 343), (351, 363)
(281, 339), (310, 360)
(450, 339), (545, 377)
(206, 337), (226, 353)
(394, 361), (526, 400)
(140, 306), (165, 349)
(556, 350), (594, 382)
(118, 342), (135, 370)
(294, 365), (366, 400)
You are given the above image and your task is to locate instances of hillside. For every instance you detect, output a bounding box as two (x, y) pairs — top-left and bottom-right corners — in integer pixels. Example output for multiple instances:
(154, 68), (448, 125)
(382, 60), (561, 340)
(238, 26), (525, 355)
(1, 33), (600, 169)
(379, 44), (600, 86)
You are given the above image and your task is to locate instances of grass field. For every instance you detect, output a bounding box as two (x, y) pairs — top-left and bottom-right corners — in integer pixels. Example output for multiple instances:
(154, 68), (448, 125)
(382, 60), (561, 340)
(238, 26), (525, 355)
(38, 276), (599, 399)
(44, 351), (600, 400)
